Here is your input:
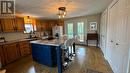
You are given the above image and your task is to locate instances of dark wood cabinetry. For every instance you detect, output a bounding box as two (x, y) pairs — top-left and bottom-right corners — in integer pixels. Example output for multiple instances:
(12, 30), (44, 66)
(0, 18), (59, 33)
(0, 40), (31, 67)
(36, 20), (42, 31)
(0, 20), (3, 32)
(1, 19), (15, 32)
(86, 33), (98, 47)
(0, 45), (6, 66)
(19, 41), (31, 57)
(15, 17), (24, 32)
(0, 17), (24, 32)
(3, 43), (20, 64)
(36, 20), (58, 32)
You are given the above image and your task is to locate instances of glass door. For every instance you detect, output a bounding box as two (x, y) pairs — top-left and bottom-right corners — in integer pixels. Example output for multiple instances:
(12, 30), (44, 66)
(77, 22), (84, 42)
(67, 23), (74, 38)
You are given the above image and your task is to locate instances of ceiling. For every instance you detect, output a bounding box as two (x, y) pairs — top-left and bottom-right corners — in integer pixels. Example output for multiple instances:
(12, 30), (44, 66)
(15, 0), (113, 19)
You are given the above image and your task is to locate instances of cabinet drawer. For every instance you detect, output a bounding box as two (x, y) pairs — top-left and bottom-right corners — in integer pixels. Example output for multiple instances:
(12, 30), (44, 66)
(20, 47), (30, 56)
(19, 41), (31, 57)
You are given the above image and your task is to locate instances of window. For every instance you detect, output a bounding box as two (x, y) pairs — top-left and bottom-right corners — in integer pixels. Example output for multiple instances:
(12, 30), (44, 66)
(24, 24), (34, 33)
(24, 17), (36, 33)
(67, 23), (73, 38)
(77, 22), (84, 42)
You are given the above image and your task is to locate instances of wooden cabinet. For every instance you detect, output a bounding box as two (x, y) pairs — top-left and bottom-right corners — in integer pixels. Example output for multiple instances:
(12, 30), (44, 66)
(40, 21), (48, 31)
(36, 20), (42, 31)
(19, 41), (31, 57)
(1, 18), (15, 32)
(0, 45), (6, 66)
(0, 41), (31, 67)
(0, 20), (3, 32)
(35, 19), (58, 32)
(15, 17), (24, 32)
(3, 43), (20, 64)
(47, 20), (58, 31)
(0, 17), (24, 32)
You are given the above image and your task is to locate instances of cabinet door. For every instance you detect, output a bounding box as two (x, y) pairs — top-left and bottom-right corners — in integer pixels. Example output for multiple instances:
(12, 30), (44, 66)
(0, 24), (2, 32)
(15, 18), (24, 32)
(1, 19), (15, 32)
(48, 21), (58, 30)
(0, 45), (6, 66)
(36, 20), (42, 31)
(19, 41), (31, 56)
(0, 20), (3, 32)
(41, 21), (48, 31)
(3, 43), (20, 64)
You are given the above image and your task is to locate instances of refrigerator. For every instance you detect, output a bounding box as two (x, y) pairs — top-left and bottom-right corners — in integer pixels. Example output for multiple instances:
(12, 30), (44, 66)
(52, 26), (63, 38)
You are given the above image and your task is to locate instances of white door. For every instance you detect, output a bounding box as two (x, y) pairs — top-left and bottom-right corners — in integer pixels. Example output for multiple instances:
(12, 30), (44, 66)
(107, 0), (129, 73)
(106, 2), (117, 63)
(100, 10), (108, 57)
(115, 0), (129, 73)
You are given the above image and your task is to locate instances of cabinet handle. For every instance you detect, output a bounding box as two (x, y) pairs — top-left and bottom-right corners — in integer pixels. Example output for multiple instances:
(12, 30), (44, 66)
(116, 43), (119, 45)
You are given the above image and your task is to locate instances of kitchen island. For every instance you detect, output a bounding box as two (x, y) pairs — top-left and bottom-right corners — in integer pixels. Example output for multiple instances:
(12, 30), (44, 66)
(31, 39), (64, 73)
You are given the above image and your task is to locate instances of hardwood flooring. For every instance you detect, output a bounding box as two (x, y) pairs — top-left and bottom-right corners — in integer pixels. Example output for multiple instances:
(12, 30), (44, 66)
(3, 45), (113, 73)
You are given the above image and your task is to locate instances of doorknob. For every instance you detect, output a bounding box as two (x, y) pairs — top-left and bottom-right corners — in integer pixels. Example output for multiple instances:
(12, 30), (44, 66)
(110, 40), (113, 42)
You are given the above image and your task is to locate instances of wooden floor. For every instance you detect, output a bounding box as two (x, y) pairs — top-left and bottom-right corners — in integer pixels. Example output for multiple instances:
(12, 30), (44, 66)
(3, 45), (113, 73)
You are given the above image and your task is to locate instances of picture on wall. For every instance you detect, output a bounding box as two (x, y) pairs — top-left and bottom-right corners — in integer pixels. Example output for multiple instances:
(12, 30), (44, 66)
(89, 22), (97, 30)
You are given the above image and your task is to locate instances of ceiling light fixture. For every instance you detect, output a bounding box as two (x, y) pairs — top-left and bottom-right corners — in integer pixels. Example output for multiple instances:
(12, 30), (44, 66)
(58, 7), (67, 19)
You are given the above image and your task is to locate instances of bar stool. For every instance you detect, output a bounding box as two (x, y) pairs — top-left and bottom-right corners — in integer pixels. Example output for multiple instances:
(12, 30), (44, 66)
(69, 38), (75, 57)
(62, 39), (72, 70)
(74, 35), (80, 45)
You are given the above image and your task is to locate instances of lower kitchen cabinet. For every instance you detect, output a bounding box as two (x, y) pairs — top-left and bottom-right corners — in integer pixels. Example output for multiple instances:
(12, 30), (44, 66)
(3, 43), (20, 64)
(0, 45), (6, 66)
(0, 40), (31, 67)
(19, 41), (31, 57)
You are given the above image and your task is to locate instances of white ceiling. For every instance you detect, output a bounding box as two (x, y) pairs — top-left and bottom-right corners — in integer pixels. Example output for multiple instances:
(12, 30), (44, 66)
(15, 0), (113, 19)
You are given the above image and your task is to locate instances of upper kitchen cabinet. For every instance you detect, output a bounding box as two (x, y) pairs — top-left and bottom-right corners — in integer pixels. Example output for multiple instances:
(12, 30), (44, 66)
(40, 21), (48, 31)
(1, 18), (15, 32)
(46, 20), (58, 31)
(36, 20), (42, 31)
(0, 20), (3, 32)
(48, 20), (57, 26)
(15, 17), (24, 32)
(58, 19), (64, 26)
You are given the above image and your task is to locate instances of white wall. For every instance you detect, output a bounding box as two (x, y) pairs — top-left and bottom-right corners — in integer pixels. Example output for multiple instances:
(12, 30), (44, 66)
(100, 9), (108, 59)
